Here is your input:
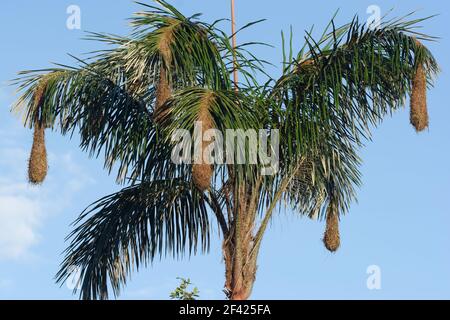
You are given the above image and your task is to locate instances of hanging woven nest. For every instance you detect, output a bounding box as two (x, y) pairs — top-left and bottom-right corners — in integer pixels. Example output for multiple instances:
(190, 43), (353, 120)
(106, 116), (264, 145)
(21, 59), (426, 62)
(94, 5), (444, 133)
(323, 201), (340, 252)
(27, 76), (51, 185)
(192, 163), (213, 191)
(192, 93), (215, 191)
(153, 66), (172, 123)
(28, 122), (48, 184)
(410, 40), (429, 132)
(153, 24), (174, 123)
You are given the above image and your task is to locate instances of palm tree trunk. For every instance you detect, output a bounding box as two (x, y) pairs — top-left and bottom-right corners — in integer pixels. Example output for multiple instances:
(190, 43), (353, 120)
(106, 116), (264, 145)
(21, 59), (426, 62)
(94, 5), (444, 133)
(223, 2), (260, 300)
(223, 226), (257, 300)
(223, 182), (260, 300)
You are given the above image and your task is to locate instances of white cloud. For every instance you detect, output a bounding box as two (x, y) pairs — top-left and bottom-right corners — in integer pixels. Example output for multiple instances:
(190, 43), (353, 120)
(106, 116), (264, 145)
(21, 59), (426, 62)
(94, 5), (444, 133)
(0, 194), (42, 260)
(0, 105), (95, 261)
(0, 145), (43, 261)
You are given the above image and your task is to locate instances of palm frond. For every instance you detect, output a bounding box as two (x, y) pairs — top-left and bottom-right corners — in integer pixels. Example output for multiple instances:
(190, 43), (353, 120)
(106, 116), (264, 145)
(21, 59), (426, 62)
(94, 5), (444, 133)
(159, 87), (265, 186)
(275, 15), (438, 147)
(55, 179), (209, 300)
(13, 66), (157, 183)
(270, 14), (439, 218)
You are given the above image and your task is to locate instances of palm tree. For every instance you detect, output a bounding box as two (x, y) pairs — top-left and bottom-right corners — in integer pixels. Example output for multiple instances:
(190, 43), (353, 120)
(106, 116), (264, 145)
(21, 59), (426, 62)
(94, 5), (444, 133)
(11, 1), (438, 300)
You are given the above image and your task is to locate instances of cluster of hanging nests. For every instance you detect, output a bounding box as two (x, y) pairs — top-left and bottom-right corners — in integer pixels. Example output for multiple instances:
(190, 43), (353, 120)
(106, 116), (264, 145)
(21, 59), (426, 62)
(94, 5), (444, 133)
(26, 37), (430, 253)
(153, 24), (215, 192)
(321, 40), (429, 252)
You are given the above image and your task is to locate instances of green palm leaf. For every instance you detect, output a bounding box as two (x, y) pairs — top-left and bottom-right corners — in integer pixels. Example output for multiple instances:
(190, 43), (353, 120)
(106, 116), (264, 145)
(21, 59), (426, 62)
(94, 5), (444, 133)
(56, 179), (209, 300)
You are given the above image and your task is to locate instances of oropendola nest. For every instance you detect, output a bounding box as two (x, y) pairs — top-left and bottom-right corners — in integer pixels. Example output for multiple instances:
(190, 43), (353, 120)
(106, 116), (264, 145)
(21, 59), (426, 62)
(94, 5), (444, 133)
(153, 24), (174, 123)
(193, 163), (213, 192)
(192, 93), (215, 191)
(323, 204), (340, 252)
(27, 77), (51, 184)
(154, 66), (172, 123)
(410, 63), (429, 132)
(410, 40), (429, 132)
(28, 123), (48, 185)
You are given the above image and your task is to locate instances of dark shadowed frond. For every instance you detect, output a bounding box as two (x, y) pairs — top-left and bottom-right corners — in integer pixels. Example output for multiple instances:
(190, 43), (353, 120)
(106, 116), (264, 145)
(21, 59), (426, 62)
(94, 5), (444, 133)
(55, 179), (209, 300)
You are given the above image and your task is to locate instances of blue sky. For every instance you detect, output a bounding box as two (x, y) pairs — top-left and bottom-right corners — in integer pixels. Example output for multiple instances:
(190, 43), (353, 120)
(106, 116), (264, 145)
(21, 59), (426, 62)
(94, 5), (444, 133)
(0, 0), (449, 300)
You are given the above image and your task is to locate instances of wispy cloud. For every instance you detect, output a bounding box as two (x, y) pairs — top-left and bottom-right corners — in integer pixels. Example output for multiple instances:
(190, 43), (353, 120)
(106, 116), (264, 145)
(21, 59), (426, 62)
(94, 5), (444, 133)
(0, 151), (38, 260)
(0, 88), (95, 261)
(0, 150), (95, 261)
(0, 191), (42, 260)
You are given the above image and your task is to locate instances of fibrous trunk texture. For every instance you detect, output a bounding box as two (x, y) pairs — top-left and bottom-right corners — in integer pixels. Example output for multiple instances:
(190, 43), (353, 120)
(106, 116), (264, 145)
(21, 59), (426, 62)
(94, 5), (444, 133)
(28, 123), (48, 184)
(192, 93), (214, 191)
(223, 239), (257, 300)
(223, 183), (260, 300)
(323, 202), (340, 252)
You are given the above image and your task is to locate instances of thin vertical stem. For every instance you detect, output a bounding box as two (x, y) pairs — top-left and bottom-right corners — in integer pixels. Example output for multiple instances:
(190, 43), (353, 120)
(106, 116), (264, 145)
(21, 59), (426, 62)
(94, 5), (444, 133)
(231, 0), (238, 90)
